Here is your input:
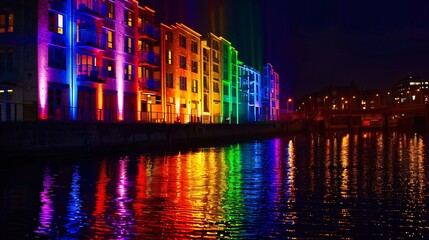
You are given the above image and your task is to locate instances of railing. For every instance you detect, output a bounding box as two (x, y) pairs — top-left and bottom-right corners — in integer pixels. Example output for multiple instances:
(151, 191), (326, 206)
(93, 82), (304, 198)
(77, 30), (106, 49)
(139, 77), (161, 91)
(77, 65), (107, 83)
(138, 50), (160, 66)
(78, 1), (106, 18)
(138, 22), (160, 40)
(0, 103), (278, 124)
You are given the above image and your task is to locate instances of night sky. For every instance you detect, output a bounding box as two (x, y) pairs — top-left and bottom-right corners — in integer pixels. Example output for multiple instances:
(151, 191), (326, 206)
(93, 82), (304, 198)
(144, 0), (429, 107)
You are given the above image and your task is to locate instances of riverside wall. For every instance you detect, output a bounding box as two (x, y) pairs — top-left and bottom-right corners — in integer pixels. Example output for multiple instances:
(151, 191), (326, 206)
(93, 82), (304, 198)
(0, 121), (303, 158)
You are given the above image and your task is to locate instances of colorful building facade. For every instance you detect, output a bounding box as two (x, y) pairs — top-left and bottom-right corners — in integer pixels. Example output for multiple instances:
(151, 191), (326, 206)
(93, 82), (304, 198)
(262, 63), (280, 120)
(0, 0), (280, 123)
(238, 62), (261, 123)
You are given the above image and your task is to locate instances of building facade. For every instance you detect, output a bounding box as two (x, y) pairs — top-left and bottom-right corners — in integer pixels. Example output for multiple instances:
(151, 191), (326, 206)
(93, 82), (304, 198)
(262, 63), (279, 120)
(238, 61), (261, 123)
(160, 23), (201, 123)
(0, 0), (280, 123)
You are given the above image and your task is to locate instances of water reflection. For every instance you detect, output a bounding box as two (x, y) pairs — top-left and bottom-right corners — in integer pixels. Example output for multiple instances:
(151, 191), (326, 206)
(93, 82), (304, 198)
(19, 132), (429, 238)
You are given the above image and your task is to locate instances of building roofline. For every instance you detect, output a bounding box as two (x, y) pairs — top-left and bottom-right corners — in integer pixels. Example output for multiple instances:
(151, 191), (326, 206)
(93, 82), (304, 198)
(174, 23), (202, 37)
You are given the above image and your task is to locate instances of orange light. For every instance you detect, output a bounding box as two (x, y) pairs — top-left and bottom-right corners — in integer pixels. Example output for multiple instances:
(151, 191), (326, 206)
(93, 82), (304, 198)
(288, 98), (292, 102)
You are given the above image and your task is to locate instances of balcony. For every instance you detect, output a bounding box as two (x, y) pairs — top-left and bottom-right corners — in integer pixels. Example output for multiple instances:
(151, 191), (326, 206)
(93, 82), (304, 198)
(77, 30), (106, 51)
(138, 22), (160, 41)
(77, 65), (106, 83)
(77, 1), (106, 19)
(139, 77), (160, 92)
(138, 50), (160, 68)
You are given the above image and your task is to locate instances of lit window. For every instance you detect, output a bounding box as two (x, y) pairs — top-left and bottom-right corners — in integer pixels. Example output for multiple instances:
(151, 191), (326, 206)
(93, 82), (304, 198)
(125, 10), (134, 27)
(48, 11), (64, 34)
(107, 30), (114, 49)
(192, 79), (198, 93)
(167, 50), (172, 65)
(107, 1), (114, 19)
(124, 36), (134, 54)
(124, 63), (134, 81)
(0, 13), (13, 33)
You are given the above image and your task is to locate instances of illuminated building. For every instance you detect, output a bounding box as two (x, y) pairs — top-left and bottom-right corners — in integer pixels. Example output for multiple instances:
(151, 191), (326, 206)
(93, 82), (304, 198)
(160, 23), (201, 123)
(137, 5), (161, 122)
(262, 63), (279, 120)
(392, 76), (429, 105)
(0, 0), (159, 122)
(220, 38), (239, 123)
(204, 33), (223, 123)
(0, 0), (280, 124)
(238, 61), (261, 122)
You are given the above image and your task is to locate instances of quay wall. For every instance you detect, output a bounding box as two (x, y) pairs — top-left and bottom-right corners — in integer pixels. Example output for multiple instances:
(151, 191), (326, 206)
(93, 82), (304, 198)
(0, 121), (303, 157)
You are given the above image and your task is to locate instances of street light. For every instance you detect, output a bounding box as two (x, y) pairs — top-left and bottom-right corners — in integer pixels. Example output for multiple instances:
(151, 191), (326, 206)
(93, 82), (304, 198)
(287, 98), (292, 113)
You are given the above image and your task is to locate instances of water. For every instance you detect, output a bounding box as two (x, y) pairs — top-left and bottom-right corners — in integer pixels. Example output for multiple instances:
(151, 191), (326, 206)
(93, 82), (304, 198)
(1, 131), (429, 239)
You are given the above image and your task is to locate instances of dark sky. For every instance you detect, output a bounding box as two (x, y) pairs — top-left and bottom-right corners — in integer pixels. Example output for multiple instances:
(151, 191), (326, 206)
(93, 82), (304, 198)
(144, 0), (429, 107)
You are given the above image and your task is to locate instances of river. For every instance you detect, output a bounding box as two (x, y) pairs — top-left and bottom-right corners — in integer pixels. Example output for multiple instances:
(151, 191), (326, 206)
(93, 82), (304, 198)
(1, 131), (429, 239)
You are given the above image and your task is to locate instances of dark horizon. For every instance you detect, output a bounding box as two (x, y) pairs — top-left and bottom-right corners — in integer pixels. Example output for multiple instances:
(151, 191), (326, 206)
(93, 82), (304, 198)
(145, 0), (429, 107)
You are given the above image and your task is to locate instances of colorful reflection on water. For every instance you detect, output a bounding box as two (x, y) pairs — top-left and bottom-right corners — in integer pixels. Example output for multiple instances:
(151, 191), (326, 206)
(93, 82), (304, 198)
(1, 131), (429, 238)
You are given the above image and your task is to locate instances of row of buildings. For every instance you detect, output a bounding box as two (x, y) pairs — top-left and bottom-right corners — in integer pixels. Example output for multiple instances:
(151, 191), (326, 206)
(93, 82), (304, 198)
(0, 0), (280, 123)
(296, 77), (429, 114)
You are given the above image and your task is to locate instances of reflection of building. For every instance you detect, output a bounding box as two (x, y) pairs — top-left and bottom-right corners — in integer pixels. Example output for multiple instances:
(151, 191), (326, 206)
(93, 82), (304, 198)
(392, 76), (429, 105)
(0, 0), (280, 123)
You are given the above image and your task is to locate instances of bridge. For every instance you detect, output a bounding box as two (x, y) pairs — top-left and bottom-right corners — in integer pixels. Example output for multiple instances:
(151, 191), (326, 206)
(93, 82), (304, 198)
(303, 104), (429, 130)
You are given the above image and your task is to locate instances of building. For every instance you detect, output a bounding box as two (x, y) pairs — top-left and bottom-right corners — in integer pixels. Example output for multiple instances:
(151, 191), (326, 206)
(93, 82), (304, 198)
(238, 61), (261, 122)
(203, 33), (222, 123)
(220, 38), (239, 123)
(262, 63), (279, 120)
(160, 23), (201, 123)
(0, 0), (280, 124)
(392, 76), (429, 106)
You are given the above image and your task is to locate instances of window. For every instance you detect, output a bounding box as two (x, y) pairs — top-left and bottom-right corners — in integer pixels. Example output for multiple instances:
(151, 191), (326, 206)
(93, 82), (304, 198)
(166, 73), (173, 88)
(167, 50), (172, 65)
(179, 34), (186, 48)
(224, 85), (229, 95)
(48, 11), (64, 34)
(124, 36), (134, 54)
(104, 59), (115, 78)
(180, 76), (187, 90)
(48, 45), (66, 70)
(107, 1), (114, 19)
(213, 64), (219, 73)
(0, 13), (13, 33)
(212, 51), (219, 63)
(232, 87), (236, 97)
(212, 40), (219, 50)
(191, 41), (198, 54)
(165, 31), (173, 42)
(76, 53), (95, 76)
(124, 63), (134, 81)
(191, 60), (198, 73)
(192, 80), (198, 93)
(107, 30), (114, 49)
(180, 55), (186, 69)
(213, 81), (219, 93)
(0, 48), (14, 72)
(125, 9), (134, 27)
(203, 76), (209, 90)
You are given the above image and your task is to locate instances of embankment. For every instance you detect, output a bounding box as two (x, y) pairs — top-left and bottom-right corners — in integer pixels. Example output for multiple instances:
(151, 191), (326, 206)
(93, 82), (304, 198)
(0, 121), (303, 158)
